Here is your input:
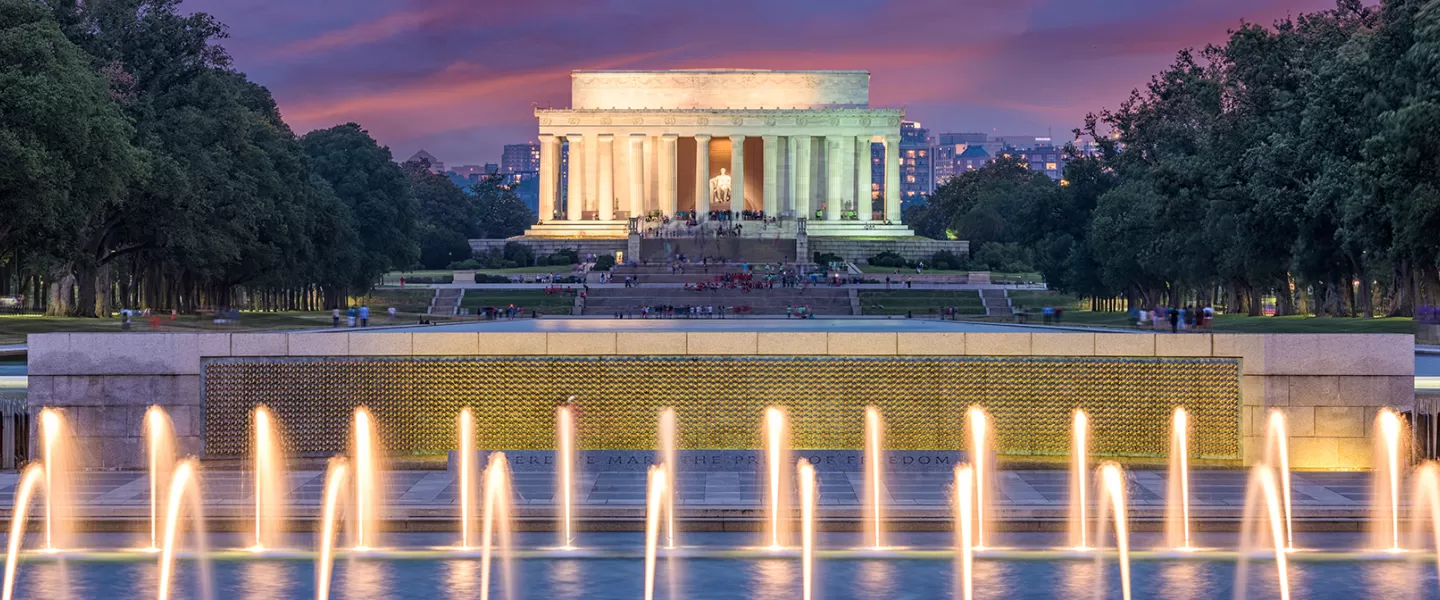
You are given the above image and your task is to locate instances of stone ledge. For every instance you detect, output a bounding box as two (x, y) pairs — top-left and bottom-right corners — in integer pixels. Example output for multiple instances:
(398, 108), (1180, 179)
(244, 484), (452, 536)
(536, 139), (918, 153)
(896, 332), (964, 355)
(617, 332), (686, 355)
(686, 332), (758, 355)
(412, 333), (480, 356)
(827, 332), (896, 356)
(476, 333), (547, 355)
(546, 333), (616, 355)
(757, 332), (826, 355)
(348, 333), (413, 356)
(964, 333), (1031, 356)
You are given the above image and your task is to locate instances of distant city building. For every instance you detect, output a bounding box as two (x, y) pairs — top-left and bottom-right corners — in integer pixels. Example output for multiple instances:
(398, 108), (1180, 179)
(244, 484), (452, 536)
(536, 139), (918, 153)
(872, 120), (934, 205)
(999, 145), (1065, 180)
(956, 145), (992, 173)
(932, 132), (1004, 185)
(994, 135), (1051, 150)
(485, 163), (500, 175)
(407, 149), (444, 173)
(450, 164), (488, 180)
(501, 143), (540, 176)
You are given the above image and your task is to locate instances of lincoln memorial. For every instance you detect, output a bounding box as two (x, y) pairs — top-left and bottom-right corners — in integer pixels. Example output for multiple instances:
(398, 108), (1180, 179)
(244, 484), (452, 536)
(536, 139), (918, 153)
(526, 69), (915, 239)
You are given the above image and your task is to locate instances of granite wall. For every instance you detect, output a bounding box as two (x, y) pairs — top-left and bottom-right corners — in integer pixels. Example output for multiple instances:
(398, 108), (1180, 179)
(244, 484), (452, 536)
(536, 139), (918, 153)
(27, 331), (1414, 470)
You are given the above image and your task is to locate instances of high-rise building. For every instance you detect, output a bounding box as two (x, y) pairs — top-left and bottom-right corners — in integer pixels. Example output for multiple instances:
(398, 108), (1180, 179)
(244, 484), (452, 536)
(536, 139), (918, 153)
(871, 120), (935, 206)
(998, 145), (1065, 180)
(934, 133), (1007, 184)
(501, 143), (540, 175)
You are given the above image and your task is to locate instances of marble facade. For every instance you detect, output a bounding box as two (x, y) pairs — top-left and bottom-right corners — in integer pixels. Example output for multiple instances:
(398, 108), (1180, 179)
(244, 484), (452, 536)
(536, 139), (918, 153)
(526, 70), (913, 238)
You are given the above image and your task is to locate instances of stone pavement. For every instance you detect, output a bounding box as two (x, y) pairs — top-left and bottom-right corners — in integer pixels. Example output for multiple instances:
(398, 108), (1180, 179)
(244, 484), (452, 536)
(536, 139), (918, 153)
(0, 469), (1376, 518)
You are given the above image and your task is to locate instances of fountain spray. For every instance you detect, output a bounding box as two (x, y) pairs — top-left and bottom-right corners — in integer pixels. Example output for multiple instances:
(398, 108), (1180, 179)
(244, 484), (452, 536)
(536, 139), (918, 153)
(1095, 462), (1131, 600)
(965, 406), (992, 548)
(864, 406), (885, 550)
(316, 458), (348, 600)
(145, 406), (175, 552)
(1263, 410), (1294, 551)
(644, 464), (668, 600)
(557, 402), (576, 549)
(798, 459), (817, 600)
(1070, 409), (1090, 550)
(765, 407), (788, 549)
(1166, 407), (1193, 551)
(2, 463), (44, 600)
(658, 407), (678, 549)
(954, 464), (975, 600)
(1236, 464), (1291, 600)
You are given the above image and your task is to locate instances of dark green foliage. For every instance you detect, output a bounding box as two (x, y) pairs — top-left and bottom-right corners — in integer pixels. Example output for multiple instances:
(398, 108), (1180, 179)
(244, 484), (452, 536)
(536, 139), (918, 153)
(868, 251), (908, 268)
(593, 255), (616, 271)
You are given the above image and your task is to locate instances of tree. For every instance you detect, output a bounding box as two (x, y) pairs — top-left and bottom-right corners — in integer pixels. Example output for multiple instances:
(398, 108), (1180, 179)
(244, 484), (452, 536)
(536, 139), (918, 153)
(471, 175), (535, 239)
(302, 123), (417, 291)
(0, 0), (141, 314)
(403, 158), (480, 269)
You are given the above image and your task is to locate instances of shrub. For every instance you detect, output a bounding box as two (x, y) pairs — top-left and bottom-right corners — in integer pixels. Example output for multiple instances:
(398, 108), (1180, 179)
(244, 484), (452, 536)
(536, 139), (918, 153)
(502, 241), (534, 266)
(475, 274), (511, 284)
(967, 242), (1034, 273)
(813, 252), (844, 265)
(446, 258), (481, 270)
(931, 250), (963, 271)
(547, 252), (574, 265)
(404, 275), (454, 284)
(868, 251), (908, 268)
(535, 254), (551, 266)
(593, 255), (616, 271)
(500, 260), (519, 269)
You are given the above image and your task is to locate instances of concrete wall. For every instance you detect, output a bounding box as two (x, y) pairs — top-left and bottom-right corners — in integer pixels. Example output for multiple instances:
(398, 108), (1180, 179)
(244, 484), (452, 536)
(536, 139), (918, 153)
(27, 331), (1413, 470)
(809, 238), (970, 262)
(469, 238), (626, 258)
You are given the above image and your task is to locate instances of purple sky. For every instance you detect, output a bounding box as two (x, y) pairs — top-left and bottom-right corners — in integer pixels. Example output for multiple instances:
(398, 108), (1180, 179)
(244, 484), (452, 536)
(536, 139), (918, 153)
(187, 0), (1339, 166)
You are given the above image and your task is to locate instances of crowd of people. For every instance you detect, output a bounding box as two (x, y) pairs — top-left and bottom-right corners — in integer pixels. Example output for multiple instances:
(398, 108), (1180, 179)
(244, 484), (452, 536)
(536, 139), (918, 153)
(1131, 305), (1215, 332)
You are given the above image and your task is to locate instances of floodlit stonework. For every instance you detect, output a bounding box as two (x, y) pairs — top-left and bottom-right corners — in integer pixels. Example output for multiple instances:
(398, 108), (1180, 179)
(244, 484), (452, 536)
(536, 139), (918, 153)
(528, 70), (913, 238)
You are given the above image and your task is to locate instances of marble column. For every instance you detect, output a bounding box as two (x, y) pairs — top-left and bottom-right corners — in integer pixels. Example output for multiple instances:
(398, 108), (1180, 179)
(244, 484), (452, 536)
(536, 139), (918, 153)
(730, 135), (746, 215)
(856, 135), (872, 222)
(597, 134), (614, 221)
(539, 134), (558, 222)
(659, 134), (678, 216)
(785, 136), (798, 216)
(762, 135), (778, 218)
(628, 134), (645, 219)
(794, 135), (812, 220)
(565, 134), (583, 221)
(884, 135), (901, 223)
(825, 136), (844, 221)
(694, 134), (712, 220)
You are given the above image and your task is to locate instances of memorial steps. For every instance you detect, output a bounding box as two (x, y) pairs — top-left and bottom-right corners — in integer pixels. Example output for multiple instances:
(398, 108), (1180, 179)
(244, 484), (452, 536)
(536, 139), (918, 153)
(580, 287), (854, 316)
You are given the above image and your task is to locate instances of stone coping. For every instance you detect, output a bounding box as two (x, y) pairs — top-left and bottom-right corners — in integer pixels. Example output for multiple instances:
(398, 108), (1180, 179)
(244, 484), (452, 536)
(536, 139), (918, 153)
(27, 332), (1415, 377)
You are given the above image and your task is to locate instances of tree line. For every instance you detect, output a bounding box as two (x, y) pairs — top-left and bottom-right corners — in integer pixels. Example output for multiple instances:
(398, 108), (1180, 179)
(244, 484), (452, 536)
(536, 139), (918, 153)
(908, 0), (1440, 317)
(0, 0), (532, 317)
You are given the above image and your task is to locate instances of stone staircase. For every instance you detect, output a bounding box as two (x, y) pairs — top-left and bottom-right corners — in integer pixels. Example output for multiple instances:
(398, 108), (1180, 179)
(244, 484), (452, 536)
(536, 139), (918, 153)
(428, 288), (463, 316)
(980, 289), (1010, 317)
(580, 287), (853, 316)
(638, 237), (798, 264)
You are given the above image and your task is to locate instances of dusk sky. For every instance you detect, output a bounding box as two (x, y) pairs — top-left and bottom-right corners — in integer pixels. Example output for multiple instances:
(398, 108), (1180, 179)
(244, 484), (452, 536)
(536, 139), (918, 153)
(186, 0), (1341, 166)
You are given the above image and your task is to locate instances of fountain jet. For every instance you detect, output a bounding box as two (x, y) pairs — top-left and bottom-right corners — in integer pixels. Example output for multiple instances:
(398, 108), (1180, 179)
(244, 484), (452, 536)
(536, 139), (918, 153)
(251, 405), (287, 551)
(954, 464), (975, 600)
(480, 452), (514, 600)
(557, 402), (576, 549)
(864, 406), (885, 550)
(1070, 409), (1090, 550)
(658, 407), (678, 549)
(352, 407), (382, 550)
(459, 408), (476, 549)
(1094, 462), (1131, 600)
(1411, 462), (1440, 590)
(145, 406), (175, 552)
(798, 459), (817, 600)
(157, 459), (212, 600)
(316, 457), (348, 600)
(764, 407), (789, 549)
(1166, 407), (1193, 551)
(965, 406), (993, 548)
(1374, 409), (1405, 552)
(1262, 409), (1294, 551)
(2, 463), (44, 600)
(1236, 464), (1291, 600)
(39, 408), (73, 552)
(644, 464), (668, 600)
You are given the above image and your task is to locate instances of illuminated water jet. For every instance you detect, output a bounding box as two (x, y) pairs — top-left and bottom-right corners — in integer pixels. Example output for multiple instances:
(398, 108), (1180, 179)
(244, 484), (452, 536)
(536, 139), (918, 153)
(316, 458), (348, 600)
(557, 402), (576, 549)
(965, 406), (993, 549)
(480, 452), (514, 600)
(2, 463), (44, 600)
(1236, 464), (1291, 600)
(1411, 462), (1440, 590)
(145, 406), (175, 552)
(1263, 409), (1294, 551)
(954, 464), (974, 600)
(643, 464), (668, 600)
(251, 405), (287, 552)
(1166, 407), (1193, 551)
(459, 408), (476, 550)
(864, 405), (885, 550)
(658, 407), (678, 549)
(157, 459), (212, 600)
(1375, 409), (1405, 552)
(1094, 462), (1131, 600)
(1070, 409), (1090, 550)
(39, 408), (70, 552)
(798, 458), (817, 600)
(764, 407), (789, 549)
(352, 407), (381, 550)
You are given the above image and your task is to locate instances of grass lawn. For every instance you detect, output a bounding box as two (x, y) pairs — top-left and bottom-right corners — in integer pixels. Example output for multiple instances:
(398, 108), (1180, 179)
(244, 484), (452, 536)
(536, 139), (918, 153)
(459, 290), (573, 315)
(363, 289), (437, 314)
(0, 312), (331, 345)
(858, 290), (985, 316)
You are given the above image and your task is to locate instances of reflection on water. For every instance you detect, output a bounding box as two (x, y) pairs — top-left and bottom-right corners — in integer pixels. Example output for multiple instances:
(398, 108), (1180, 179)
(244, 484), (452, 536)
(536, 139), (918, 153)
(750, 559), (796, 600)
(12, 533), (1440, 600)
(445, 559), (481, 600)
(237, 561), (295, 600)
(856, 560), (897, 597)
(546, 559), (583, 600)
